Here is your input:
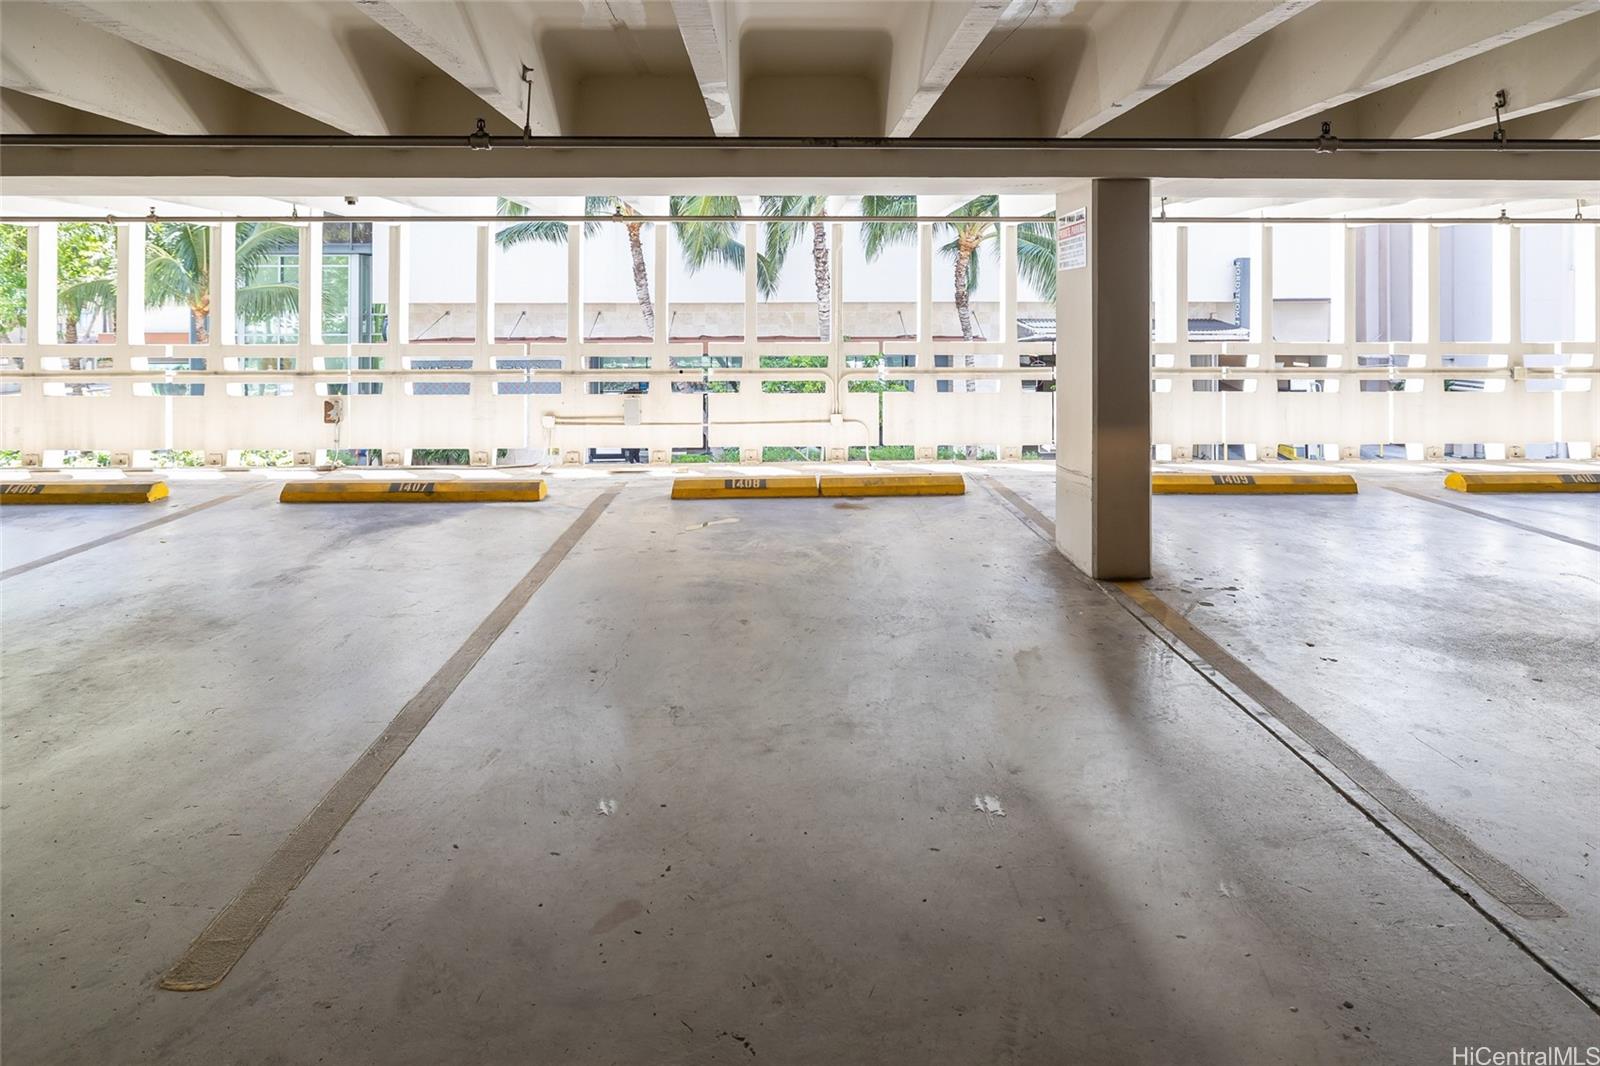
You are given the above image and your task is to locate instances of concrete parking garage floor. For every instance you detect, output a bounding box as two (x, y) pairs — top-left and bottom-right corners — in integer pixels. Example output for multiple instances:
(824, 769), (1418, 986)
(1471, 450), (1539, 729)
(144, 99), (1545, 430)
(2, 463), (1597, 1064)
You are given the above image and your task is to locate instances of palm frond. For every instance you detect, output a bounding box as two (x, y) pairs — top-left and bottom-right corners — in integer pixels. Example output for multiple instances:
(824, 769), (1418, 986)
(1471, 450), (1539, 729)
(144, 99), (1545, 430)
(858, 195), (918, 259)
(236, 282), (301, 324)
(670, 195), (744, 275)
(495, 198), (571, 248)
(235, 223), (300, 277)
(58, 276), (115, 315)
(1017, 219), (1057, 302)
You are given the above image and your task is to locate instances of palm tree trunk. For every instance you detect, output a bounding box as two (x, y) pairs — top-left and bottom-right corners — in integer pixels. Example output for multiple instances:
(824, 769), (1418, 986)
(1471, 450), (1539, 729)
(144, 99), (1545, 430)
(625, 222), (655, 336)
(63, 313), (78, 344)
(191, 295), (210, 344)
(954, 244), (974, 341)
(811, 220), (831, 341)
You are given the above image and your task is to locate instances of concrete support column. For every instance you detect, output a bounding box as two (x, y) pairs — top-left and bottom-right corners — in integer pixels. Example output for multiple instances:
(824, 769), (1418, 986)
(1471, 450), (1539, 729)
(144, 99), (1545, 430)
(215, 224), (236, 346)
(301, 223), (322, 347)
(1054, 179), (1152, 580)
(206, 225), (225, 346)
(476, 222), (495, 348)
(743, 220), (758, 343)
(388, 224), (410, 346)
(29, 224), (56, 345)
(566, 223), (581, 346)
(116, 222), (145, 347)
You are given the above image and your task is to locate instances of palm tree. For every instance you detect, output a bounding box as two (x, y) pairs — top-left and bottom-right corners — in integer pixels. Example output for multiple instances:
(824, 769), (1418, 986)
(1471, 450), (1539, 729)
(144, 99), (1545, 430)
(497, 196), (656, 336)
(145, 223), (212, 342)
(56, 222), (116, 344)
(859, 195), (1058, 340)
(759, 195), (832, 340)
(230, 223), (302, 339)
(145, 223), (302, 343)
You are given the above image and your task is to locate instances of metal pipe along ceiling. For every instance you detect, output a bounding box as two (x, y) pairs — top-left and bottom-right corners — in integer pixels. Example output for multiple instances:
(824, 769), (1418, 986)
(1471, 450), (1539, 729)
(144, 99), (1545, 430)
(2, 134), (1598, 153)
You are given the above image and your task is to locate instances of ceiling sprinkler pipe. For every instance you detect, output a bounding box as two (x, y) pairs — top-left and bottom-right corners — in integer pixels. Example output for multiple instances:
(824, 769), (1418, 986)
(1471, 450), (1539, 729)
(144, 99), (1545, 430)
(2, 133), (1596, 153)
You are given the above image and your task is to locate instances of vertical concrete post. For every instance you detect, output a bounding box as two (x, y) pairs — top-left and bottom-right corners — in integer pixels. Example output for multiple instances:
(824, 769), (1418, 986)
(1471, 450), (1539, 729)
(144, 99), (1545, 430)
(116, 222), (145, 347)
(206, 225), (225, 346)
(214, 223), (236, 346)
(476, 222), (495, 347)
(29, 224), (56, 345)
(388, 223), (410, 345)
(743, 220), (758, 343)
(1054, 179), (1151, 581)
(301, 222), (322, 346)
(566, 223), (581, 345)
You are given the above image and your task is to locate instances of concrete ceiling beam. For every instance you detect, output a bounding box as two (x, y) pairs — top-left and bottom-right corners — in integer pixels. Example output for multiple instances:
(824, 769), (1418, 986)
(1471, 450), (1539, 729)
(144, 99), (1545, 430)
(1046, 0), (1314, 138)
(354, 1), (563, 135)
(1345, 15), (1600, 139)
(671, 0), (739, 136)
(1107, 0), (1599, 138)
(40, 0), (481, 136)
(0, 2), (324, 134)
(884, 0), (1010, 137)
(0, 87), (149, 135)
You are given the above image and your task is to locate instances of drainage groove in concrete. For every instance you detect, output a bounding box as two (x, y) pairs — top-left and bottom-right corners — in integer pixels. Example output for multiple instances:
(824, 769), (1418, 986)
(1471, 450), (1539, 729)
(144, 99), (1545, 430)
(159, 488), (620, 992)
(0, 482), (271, 582)
(978, 476), (1596, 1015)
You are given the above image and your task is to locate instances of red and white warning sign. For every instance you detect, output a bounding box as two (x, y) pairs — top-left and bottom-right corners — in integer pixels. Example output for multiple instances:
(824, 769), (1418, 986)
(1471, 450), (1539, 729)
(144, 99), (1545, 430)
(1056, 207), (1087, 271)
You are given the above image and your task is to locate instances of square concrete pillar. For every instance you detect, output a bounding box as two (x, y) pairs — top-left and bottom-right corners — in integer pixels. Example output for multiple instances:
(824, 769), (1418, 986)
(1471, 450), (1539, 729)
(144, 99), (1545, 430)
(1055, 179), (1152, 580)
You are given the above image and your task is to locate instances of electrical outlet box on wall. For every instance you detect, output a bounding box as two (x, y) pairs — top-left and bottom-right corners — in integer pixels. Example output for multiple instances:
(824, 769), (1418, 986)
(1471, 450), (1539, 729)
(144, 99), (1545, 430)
(1426, 445), (1444, 460)
(827, 448), (846, 462)
(294, 451), (313, 465)
(740, 448), (761, 463)
(1507, 444), (1526, 458)
(471, 451), (490, 466)
(1340, 446), (1359, 459)
(206, 452), (224, 466)
(649, 449), (669, 464)
(915, 446), (935, 460)
(1174, 446), (1191, 461)
(563, 450), (583, 465)
(1001, 446), (1021, 460)
(384, 451), (403, 467)
(111, 453), (130, 468)
(21, 453), (40, 467)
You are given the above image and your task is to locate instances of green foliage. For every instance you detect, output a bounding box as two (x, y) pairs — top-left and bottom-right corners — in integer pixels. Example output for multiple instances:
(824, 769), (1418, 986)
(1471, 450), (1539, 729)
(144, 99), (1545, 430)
(237, 449), (293, 467)
(151, 449), (206, 468)
(57, 223), (116, 339)
(411, 448), (469, 466)
(670, 196), (745, 274)
(144, 222), (211, 339)
(0, 225), (26, 338)
(62, 450), (113, 468)
(0, 449), (21, 467)
(761, 446), (822, 462)
(762, 380), (825, 393)
(846, 445), (916, 460)
(672, 447), (741, 463)
(234, 223), (301, 331)
(761, 355), (829, 368)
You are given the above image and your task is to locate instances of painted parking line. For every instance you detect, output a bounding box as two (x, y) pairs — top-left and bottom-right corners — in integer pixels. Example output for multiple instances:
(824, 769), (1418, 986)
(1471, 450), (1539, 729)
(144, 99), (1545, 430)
(979, 475), (1567, 926)
(160, 489), (619, 992)
(1383, 485), (1599, 552)
(0, 483), (270, 582)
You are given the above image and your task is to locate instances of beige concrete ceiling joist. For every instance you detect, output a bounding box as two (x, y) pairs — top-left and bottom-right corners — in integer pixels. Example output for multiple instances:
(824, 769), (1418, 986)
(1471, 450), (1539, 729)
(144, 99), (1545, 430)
(0, 86), (148, 135)
(1103, 0), (1600, 139)
(1043, 0), (1314, 138)
(883, 0), (1011, 137)
(0, 2), (328, 134)
(671, 0), (739, 135)
(1460, 96), (1600, 140)
(1333, 13), (1600, 139)
(355, 1), (564, 135)
(36, 0), (495, 135)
